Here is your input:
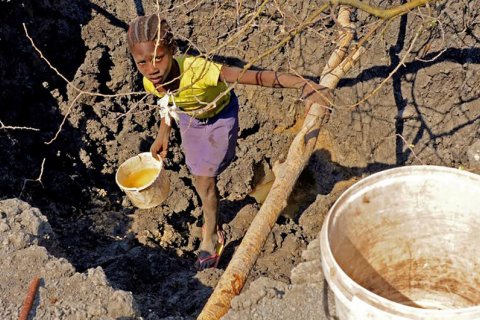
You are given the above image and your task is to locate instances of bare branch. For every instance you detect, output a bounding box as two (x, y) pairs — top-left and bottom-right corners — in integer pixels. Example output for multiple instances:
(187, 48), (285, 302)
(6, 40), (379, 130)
(0, 120), (40, 132)
(396, 133), (426, 165)
(331, 0), (440, 19)
(339, 23), (425, 109)
(23, 23), (145, 99)
(19, 158), (46, 199)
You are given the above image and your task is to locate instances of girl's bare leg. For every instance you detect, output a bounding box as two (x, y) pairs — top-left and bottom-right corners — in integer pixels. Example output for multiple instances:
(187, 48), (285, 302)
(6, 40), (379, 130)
(193, 175), (219, 268)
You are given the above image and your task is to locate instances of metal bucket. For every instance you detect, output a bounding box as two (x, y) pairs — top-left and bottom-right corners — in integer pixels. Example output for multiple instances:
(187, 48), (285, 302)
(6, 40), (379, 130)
(115, 152), (170, 209)
(320, 165), (480, 319)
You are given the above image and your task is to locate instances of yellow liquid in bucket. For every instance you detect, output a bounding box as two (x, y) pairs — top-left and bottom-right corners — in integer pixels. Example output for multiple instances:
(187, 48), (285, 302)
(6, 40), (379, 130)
(123, 168), (160, 188)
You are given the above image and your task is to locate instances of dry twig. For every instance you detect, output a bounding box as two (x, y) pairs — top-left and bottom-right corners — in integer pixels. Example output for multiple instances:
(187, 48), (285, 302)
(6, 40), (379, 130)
(0, 120), (40, 132)
(23, 24), (146, 144)
(396, 133), (425, 165)
(338, 23), (425, 110)
(19, 158), (46, 199)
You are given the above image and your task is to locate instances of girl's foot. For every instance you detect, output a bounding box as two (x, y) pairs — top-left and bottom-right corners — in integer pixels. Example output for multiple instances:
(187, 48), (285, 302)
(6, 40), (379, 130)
(195, 229), (225, 271)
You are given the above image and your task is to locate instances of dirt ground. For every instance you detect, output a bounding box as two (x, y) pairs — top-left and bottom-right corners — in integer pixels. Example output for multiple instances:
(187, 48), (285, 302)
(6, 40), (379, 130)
(0, 0), (479, 319)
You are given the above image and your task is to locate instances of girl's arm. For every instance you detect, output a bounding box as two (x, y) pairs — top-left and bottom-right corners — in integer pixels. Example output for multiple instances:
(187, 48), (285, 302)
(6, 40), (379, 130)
(219, 66), (331, 108)
(220, 66), (306, 89)
(150, 117), (172, 160)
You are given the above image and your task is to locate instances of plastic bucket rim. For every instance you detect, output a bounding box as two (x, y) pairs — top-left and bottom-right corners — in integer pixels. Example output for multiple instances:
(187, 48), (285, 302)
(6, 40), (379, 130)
(320, 164), (480, 316)
(115, 152), (164, 192)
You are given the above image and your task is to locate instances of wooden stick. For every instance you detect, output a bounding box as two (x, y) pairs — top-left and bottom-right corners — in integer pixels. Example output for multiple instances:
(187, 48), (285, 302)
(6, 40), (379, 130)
(197, 7), (357, 320)
(18, 277), (41, 320)
(198, 1), (437, 318)
(321, 6), (355, 78)
(331, 0), (439, 19)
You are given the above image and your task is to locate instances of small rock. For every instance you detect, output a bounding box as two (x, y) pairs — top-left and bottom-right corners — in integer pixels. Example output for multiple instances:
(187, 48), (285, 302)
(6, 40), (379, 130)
(0, 221), (10, 233)
(467, 140), (480, 167)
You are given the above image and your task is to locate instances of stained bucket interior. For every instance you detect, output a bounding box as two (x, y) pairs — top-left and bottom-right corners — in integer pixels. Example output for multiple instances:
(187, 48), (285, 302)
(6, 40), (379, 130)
(328, 166), (480, 310)
(115, 153), (170, 209)
(116, 153), (162, 190)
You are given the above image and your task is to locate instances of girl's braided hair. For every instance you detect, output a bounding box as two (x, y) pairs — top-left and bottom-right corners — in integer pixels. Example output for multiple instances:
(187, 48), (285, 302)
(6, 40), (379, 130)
(127, 14), (177, 54)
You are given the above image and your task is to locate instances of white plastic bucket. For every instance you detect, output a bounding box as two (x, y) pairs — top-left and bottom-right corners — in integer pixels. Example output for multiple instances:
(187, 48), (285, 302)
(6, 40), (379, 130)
(115, 152), (170, 209)
(320, 165), (480, 319)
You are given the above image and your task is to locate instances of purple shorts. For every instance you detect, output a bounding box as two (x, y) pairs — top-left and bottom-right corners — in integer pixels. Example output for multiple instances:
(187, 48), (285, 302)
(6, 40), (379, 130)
(178, 92), (239, 177)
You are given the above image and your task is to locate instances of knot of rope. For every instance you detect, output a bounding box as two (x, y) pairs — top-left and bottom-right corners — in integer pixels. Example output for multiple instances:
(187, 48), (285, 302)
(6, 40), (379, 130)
(157, 92), (179, 126)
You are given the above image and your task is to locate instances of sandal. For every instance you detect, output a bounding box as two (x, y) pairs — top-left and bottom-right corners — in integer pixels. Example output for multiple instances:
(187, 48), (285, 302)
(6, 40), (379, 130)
(195, 229), (225, 271)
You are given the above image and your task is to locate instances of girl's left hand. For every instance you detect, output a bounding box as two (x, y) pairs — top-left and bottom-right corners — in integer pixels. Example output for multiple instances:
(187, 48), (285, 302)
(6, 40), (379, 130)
(301, 82), (333, 116)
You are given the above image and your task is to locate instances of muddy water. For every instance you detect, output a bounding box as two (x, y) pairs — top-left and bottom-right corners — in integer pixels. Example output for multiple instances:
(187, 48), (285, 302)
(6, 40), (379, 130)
(122, 168), (160, 188)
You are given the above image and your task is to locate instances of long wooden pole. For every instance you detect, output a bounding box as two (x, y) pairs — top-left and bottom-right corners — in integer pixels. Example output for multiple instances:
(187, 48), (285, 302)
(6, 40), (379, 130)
(198, 1), (436, 318)
(197, 106), (331, 320)
(197, 11), (358, 320)
(197, 54), (364, 320)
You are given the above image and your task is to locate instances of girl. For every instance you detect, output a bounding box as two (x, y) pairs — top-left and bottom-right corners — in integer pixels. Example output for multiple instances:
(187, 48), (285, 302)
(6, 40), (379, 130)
(127, 14), (331, 270)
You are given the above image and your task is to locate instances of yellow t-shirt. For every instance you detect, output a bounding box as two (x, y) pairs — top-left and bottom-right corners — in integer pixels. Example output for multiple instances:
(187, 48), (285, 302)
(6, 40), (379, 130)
(143, 56), (231, 119)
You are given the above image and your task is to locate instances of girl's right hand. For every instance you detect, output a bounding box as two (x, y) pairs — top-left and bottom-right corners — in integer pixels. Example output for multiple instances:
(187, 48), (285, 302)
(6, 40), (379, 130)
(150, 136), (168, 160)
(151, 119), (171, 160)
(301, 82), (333, 118)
